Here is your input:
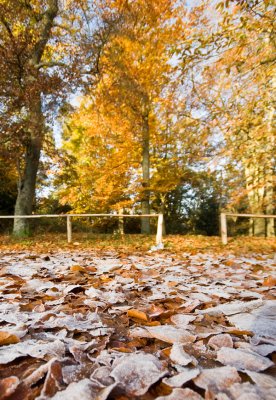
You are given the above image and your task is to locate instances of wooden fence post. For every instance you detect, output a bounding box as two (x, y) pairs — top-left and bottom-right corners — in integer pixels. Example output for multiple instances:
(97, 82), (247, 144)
(221, 213), (227, 245)
(67, 216), (72, 243)
(118, 209), (124, 235)
(156, 214), (163, 245)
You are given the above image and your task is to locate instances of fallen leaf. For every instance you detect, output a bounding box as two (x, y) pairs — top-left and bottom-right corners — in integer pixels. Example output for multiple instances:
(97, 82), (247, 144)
(0, 331), (20, 345)
(156, 388), (203, 399)
(163, 368), (200, 387)
(227, 382), (266, 400)
(170, 343), (197, 366)
(217, 347), (274, 371)
(244, 370), (276, 390)
(227, 300), (276, 340)
(263, 276), (276, 287)
(170, 314), (196, 327)
(145, 325), (196, 344)
(0, 376), (20, 399)
(197, 299), (263, 316)
(110, 353), (167, 396)
(0, 340), (65, 364)
(127, 309), (148, 321)
(208, 334), (233, 350)
(50, 379), (97, 400)
(194, 366), (241, 391)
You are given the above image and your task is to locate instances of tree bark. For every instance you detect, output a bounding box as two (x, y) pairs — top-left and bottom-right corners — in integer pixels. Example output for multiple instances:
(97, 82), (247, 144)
(12, 0), (58, 236)
(13, 100), (44, 236)
(141, 112), (150, 234)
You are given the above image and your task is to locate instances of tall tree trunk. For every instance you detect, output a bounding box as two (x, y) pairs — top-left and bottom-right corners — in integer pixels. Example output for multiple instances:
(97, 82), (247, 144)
(141, 112), (150, 234)
(13, 100), (43, 236)
(12, 0), (58, 236)
(265, 73), (275, 237)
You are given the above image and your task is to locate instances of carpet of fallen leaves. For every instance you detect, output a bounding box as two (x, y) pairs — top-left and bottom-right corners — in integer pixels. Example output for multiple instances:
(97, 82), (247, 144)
(1, 233), (276, 254)
(0, 235), (276, 399)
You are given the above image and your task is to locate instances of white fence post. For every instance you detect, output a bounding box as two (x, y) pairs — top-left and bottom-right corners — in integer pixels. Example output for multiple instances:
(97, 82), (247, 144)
(156, 214), (163, 245)
(220, 213), (227, 245)
(67, 216), (72, 243)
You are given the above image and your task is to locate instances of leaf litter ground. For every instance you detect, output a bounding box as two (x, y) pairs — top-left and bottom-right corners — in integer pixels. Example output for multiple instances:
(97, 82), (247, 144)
(0, 247), (275, 399)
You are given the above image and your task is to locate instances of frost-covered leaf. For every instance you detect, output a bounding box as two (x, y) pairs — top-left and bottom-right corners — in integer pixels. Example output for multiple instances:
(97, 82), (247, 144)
(208, 334), (233, 350)
(170, 344), (197, 366)
(90, 366), (114, 387)
(145, 325), (196, 344)
(217, 347), (274, 371)
(227, 382), (269, 400)
(236, 342), (276, 356)
(194, 366), (241, 390)
(244, 370), (276, 389)
(170, 314), (196, 327)
(163, 368), (200, 387)
(110, 353), (167, 396)
(197, 300), (263, 316)
(0, 340), (65, 364)
(24, 359), (56, 387)
(50, 379), (99, 400)
(156, 388), (203, 399)
(227, 300), (276, 339)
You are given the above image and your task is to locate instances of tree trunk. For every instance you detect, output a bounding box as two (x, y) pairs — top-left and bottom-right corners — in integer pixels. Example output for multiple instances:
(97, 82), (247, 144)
(265, 73), (275, 237)
(13, 100), (43, 236)
(12, 0), (58, 236)
(141, 112), (150, 234)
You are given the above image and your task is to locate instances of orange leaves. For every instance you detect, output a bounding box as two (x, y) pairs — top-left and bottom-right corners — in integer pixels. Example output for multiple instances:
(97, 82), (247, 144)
(127, 309), (148, 322)
(0, 332), (20, 346)
(262, 276), (276, 287)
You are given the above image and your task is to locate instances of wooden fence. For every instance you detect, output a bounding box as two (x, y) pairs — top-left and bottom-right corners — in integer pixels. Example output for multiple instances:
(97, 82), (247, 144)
(220, 213), (276, 244)
(0, 213), (164, 245)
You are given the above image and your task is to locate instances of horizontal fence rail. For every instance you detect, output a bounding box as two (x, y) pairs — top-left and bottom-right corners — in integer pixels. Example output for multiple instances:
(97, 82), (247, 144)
(0, 213), (164, 245)
(220, 213), (276, 245)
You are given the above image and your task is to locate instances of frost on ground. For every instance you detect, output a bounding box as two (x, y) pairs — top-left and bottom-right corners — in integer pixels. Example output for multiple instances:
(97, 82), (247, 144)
(0, 250), (275, 399)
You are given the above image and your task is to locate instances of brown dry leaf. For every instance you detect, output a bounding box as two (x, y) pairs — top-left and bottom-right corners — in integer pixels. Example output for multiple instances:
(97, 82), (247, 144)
(127, 309), (148, 321)
(70, 265), (87, 273)
(38, 360), (64, 398)
(0, 331), (20, 345)
(0, 376), (20, 400)
(111, 347), (132, 353)
(217, 347), (274, 371)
